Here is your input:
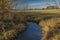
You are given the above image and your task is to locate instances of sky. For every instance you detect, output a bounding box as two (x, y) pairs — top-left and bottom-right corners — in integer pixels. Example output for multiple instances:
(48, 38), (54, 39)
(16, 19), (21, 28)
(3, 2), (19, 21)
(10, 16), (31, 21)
(12, 0), (60, 9)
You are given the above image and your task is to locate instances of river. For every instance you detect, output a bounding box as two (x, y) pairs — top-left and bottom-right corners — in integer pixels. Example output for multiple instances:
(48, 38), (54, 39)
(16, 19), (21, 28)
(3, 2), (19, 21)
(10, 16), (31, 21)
(16, 22), (43, 40)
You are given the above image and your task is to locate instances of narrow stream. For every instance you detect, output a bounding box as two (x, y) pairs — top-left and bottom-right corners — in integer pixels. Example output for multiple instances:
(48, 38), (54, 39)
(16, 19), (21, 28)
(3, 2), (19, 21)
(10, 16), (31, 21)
(16, 22), (43, 40)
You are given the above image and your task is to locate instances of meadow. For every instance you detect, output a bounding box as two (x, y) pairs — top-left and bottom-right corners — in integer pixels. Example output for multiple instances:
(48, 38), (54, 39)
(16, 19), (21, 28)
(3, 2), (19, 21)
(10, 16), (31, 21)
(0, 11), (60, 40)
(16, 9), (60, 14)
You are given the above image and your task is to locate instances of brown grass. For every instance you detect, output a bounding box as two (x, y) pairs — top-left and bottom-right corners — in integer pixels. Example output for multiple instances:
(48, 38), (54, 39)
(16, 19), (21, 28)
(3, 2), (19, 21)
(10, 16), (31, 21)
(39, 18), (60, 40)
(21, 9), (60, 14)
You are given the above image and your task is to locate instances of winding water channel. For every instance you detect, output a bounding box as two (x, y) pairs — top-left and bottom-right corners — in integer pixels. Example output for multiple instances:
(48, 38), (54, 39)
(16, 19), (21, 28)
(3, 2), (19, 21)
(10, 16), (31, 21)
(16, 22), (43, 40)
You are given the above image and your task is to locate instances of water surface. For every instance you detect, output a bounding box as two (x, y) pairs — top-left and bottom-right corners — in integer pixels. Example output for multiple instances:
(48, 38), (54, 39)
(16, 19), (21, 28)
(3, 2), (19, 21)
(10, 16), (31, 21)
(16, 22), (43, 40)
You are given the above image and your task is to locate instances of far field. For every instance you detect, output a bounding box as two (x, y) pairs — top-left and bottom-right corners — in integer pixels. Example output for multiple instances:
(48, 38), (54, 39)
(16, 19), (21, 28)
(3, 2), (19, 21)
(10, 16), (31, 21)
(11, 9), (60, 14)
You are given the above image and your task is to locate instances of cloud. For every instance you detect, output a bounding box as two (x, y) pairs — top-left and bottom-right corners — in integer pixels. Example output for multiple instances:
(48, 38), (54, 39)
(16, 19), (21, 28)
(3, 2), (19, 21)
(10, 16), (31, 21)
(12, 0), (60, 9)
(28, 2), (56, 9)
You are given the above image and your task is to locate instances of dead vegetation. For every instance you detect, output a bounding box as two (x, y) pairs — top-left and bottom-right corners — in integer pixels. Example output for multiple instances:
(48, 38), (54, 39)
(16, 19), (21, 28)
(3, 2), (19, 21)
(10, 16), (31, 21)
(39, 18), (60, 40)
(0, 13), (26, 40)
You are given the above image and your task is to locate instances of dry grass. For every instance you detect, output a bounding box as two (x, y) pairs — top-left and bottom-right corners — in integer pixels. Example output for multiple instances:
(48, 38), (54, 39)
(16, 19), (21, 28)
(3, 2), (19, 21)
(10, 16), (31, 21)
(0, 13), (26, 40)
(0, 11), (60, 40)
(39, 18), (60, 40)
(20, 9), (60, 14)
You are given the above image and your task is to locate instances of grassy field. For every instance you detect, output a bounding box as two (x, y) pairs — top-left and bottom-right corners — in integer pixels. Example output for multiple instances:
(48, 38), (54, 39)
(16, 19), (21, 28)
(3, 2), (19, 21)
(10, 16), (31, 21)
(0, 9), (60, 40)
(11, 9), (60, 14)
(23, 9), (60, 14)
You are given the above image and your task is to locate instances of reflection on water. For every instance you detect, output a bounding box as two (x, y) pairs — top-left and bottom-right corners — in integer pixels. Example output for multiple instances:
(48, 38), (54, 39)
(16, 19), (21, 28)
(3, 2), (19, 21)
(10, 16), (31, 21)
(16, 22), (43, 40)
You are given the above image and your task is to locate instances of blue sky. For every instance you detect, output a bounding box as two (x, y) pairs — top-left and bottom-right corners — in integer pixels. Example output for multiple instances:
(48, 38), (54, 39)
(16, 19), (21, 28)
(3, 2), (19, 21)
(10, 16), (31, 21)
(12, 0), (60, 9)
